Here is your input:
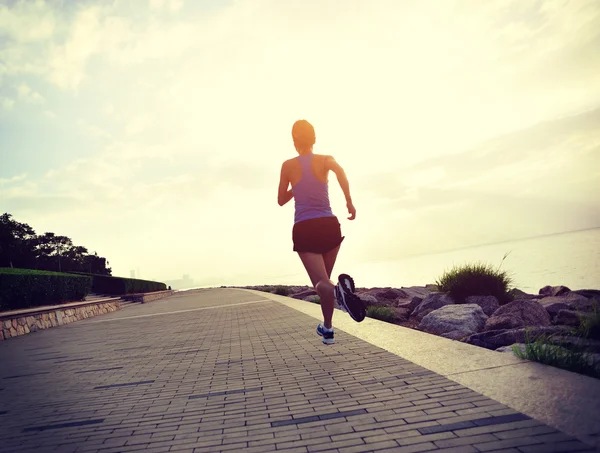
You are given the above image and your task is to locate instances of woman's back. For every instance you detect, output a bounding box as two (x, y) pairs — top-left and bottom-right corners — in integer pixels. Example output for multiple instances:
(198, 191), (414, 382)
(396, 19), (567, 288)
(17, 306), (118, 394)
(290, 153), (334, 223)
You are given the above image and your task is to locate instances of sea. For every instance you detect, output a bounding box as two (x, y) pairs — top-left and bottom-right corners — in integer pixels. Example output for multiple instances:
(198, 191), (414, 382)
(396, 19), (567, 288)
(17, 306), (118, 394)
(180, 228), (600, 293)
(345, 228), (600, 293)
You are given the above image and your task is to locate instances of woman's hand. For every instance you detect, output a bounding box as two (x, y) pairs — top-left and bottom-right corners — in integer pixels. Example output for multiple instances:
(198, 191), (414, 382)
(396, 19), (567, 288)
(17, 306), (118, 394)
(347, 201), (356, 220)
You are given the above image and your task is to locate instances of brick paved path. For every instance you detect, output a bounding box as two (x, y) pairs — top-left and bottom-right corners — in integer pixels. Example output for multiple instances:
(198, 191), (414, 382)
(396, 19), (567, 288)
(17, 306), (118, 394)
(0, 289), (598, 453)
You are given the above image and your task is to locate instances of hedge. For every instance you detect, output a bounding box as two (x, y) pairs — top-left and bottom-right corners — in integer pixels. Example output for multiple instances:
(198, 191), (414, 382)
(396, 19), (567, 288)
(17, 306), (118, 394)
(67, 272), (166, 295)
(0, 268), (92, 312)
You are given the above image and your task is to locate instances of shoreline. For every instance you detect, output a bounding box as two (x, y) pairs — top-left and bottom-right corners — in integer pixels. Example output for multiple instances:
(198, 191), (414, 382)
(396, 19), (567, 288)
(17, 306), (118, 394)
(233, 282), (600, 380)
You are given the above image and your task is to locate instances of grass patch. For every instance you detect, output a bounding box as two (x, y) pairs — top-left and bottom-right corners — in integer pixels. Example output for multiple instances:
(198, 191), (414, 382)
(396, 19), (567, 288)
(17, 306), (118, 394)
(435, 257), (513, 303)
(512, 330), (600, 379)
(575, 302), (600, 340)
(366, 306), (395, 323)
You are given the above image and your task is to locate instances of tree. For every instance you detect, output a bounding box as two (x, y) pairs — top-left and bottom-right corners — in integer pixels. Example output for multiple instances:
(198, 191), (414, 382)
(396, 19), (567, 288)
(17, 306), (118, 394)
(0, 212), (112, 275)
(0, 213), (36, 268)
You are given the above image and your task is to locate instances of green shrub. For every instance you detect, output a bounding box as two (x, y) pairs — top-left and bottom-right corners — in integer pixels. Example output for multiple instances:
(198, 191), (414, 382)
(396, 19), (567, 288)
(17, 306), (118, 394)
(576, 303), (600, 340)
(366, 306), (395, 322)
(512, 330), (600, 379)
(0, 267), (92, 311)
(274, 285), (290, 296)
(67, 272), (166, 295)
(435, 261), (513, 303)
(309, 296), (320, 304)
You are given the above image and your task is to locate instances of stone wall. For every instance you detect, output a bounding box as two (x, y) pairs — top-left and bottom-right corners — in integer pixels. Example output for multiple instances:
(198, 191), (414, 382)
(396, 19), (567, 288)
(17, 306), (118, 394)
(0, 300), (121, 341)
(122, 290), (174, 303)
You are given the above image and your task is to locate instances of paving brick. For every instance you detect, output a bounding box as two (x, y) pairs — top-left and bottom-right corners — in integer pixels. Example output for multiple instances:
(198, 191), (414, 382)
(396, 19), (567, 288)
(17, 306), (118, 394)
(472, 436), (543, 451)
(376, 442), (438, 453)
(337, 440), (399, 453)
(517, 441), (597, 452)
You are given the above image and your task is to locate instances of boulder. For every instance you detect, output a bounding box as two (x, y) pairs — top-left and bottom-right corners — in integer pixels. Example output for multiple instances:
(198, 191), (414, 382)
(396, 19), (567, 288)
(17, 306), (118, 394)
(394, 308), (411, 322)
(539, 285), (571, 297)
(566, 294), (599, 313)
(545, 336), (600, 354)
(572, 289), (600, 300)
(508, 288), (537, 300)
(485, 299), (551, 331)
(538, 297), (570, 317)
(362, 288), (408, 301)
(411, 293), (455, 321)
(553, 309), (584, 327)
(357, 293), (386, 308)
(464, 326), (571, 350)
(398, 296), (424, 312)
(440, 330), (471, 340)
(464, 296), (500, 316)
(419, 304), (488, 336)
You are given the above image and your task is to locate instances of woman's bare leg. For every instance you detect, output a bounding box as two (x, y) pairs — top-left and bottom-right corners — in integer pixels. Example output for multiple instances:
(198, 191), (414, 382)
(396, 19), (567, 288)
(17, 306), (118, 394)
(297, 252), (335, 329)
(323, 245), (340, 280)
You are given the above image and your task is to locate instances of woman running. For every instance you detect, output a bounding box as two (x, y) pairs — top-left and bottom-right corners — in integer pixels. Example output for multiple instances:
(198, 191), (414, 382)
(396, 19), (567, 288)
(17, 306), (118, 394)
(277, 119), (366, 345)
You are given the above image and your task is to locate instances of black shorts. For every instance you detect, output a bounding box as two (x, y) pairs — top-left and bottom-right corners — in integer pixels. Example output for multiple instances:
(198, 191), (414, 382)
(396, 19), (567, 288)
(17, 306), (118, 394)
(292, 216), (345, 254)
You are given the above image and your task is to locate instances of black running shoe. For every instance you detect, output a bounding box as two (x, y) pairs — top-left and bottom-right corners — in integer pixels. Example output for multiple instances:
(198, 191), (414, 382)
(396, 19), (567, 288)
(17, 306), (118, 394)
(336, 274), (366, 322)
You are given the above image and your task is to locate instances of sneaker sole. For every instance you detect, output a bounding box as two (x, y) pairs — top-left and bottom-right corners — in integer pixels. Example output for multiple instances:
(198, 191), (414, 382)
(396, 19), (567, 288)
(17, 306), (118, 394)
(337, 274), (366, 323)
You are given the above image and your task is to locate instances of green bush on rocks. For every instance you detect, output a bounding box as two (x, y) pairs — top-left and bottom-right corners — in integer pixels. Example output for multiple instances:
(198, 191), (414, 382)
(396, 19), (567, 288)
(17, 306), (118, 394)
(435, 262), (513, 303)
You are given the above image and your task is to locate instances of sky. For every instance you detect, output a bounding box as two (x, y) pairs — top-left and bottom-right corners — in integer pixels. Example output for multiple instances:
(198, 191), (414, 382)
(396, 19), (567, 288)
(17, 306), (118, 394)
(1, 0), (599, 287)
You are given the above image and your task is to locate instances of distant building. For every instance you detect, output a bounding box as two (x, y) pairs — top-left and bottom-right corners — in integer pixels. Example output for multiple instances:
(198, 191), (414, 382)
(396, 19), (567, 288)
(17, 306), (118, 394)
(163, 274), (195, 290)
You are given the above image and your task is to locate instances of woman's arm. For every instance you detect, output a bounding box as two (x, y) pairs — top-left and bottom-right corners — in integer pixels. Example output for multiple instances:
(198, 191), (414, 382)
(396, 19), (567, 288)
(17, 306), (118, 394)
(278, 162), (293, 206)
(325, 156), (356, 220)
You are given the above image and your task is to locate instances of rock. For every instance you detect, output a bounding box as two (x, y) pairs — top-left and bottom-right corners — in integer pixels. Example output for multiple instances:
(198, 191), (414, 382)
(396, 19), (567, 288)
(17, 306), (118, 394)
(357, 293), (379, 305)
(292, 289), (317, 300)
(411, 293), (455, 321)
(464, 296), (500, 316)
(572, 289), (600, 300)
(440, 331), (471, 340)
(538, 297), (570, 317)
(398, 296), (423, 312)
(553, 309), (586, 327)
(419, 304), (488, 336)
(394, 308), (411, 322)
(362, 288), (408, 301)
(508, 288), (537, 300)
(549, 336), (600, 354)
(539, 285), (571, 297)
(485, 299), (551, 331)
(566, 294), (599, 313)
(464, 326), (571, 350)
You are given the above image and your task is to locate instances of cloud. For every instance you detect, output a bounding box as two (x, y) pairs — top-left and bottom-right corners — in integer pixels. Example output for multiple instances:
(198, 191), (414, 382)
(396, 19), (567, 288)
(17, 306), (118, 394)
(17, 82), (44, 103)
(149, 0), (183, 13)
(1, 97), (14, 110)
